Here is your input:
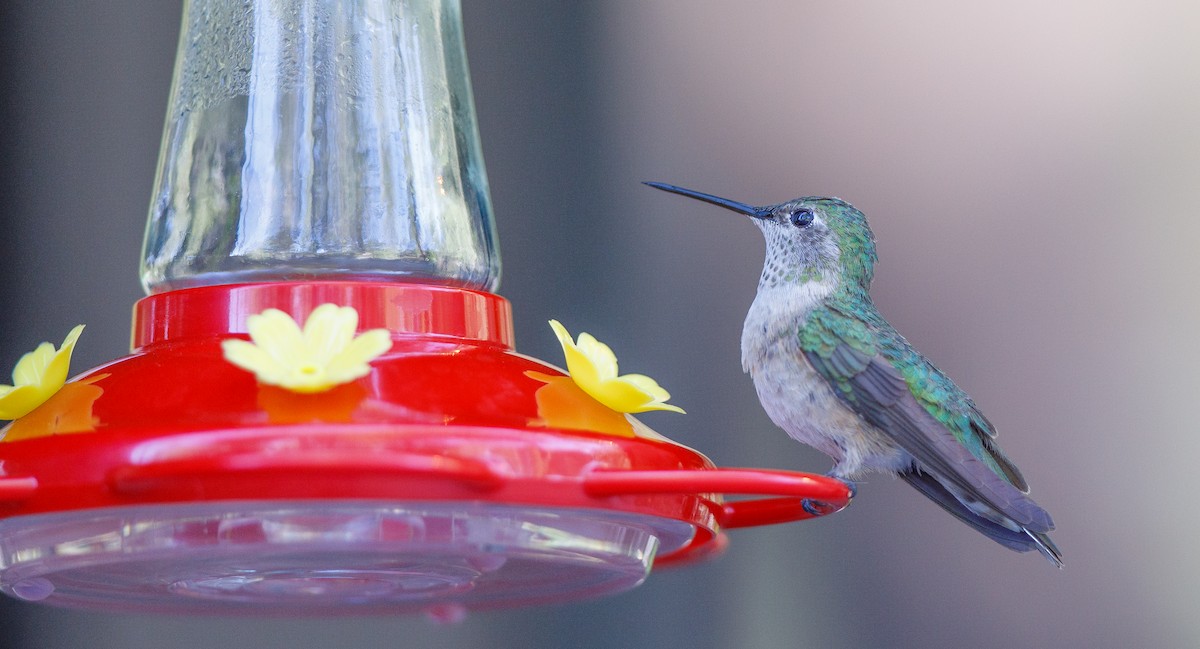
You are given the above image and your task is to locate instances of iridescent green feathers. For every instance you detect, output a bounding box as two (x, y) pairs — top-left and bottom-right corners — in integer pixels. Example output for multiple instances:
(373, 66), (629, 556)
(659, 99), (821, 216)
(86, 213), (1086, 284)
(809, 198), (877, 287)
(800, 298), (1029, 493)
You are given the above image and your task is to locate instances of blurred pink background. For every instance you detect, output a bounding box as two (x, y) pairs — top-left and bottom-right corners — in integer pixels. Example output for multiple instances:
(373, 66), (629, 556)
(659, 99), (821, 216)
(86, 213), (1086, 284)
(1, 1), (1196, 647)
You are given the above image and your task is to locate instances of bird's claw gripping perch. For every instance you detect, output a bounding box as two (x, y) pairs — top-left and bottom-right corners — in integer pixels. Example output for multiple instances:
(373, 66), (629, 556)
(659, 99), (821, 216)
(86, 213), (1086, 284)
(801, 498), (838, 517)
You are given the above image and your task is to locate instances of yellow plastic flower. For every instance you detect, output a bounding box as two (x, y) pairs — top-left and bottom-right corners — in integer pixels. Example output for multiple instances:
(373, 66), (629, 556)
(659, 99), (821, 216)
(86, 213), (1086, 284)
(3, 373), (107, 442)
(0, 325), (85, 420)
(548, 320), (684, 414)
(222, 304), (393, 394)
(526, 370), (638, 437)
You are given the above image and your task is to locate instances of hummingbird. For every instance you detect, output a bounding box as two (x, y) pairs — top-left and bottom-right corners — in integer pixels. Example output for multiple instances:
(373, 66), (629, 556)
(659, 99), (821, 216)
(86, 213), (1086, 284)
(645, 181), (1061, 566)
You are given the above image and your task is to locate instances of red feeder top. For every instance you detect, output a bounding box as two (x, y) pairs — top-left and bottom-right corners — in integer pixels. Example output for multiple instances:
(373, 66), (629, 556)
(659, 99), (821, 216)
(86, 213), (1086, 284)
(0, 281), (850, 567)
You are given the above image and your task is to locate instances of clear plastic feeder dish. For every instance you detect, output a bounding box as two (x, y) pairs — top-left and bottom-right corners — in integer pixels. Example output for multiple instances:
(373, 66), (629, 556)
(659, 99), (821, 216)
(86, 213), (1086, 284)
(0, 0), (851, 615)
(0, 503), (683, 613)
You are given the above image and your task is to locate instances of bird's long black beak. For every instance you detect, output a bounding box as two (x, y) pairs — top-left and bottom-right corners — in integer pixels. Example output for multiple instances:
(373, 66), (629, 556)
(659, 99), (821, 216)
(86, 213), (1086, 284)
(643, 182), (772, 219)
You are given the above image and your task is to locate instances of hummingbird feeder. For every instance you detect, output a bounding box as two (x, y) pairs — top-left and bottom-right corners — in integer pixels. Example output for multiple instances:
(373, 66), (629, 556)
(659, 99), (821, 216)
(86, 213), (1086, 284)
(0, 0), (850, 615)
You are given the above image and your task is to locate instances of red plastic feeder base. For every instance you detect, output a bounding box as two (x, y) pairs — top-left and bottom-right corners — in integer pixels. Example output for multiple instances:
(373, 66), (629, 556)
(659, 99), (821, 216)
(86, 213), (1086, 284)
(0, 282), (850, 614)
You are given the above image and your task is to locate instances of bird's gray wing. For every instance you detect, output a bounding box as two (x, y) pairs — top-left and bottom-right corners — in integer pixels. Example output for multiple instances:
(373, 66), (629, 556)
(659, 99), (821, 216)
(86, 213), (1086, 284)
(800, 305), (1054, 534)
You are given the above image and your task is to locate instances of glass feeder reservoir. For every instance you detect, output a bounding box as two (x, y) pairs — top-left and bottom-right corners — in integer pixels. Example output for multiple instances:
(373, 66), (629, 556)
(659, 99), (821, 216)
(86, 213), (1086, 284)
(0, 0), (850, 616)
(143, 0), (499, 292)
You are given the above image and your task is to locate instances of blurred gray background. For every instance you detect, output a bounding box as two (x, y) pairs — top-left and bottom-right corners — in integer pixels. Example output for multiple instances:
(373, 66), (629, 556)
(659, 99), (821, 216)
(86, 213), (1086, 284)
(1, 1), (1197, 647)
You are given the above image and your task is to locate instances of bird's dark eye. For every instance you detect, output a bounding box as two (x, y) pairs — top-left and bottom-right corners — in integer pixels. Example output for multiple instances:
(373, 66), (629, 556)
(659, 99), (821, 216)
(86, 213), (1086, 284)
(789, 209), (814, 228)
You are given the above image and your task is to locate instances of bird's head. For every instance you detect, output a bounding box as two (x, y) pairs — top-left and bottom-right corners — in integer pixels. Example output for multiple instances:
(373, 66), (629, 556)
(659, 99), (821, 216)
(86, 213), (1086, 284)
(645, 182), (877, 290)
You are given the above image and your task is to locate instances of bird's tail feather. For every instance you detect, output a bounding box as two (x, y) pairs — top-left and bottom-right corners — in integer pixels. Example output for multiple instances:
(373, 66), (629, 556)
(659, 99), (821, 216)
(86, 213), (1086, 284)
(900, 469), (1063, 567)
(1024, 529), (1063, 567)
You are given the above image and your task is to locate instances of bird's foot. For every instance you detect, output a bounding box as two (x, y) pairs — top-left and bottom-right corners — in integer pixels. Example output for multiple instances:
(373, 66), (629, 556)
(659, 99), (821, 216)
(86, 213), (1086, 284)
(801, 498), (838, 517)
(801, 473), (857, 516)
(826, 474), (857, 499)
